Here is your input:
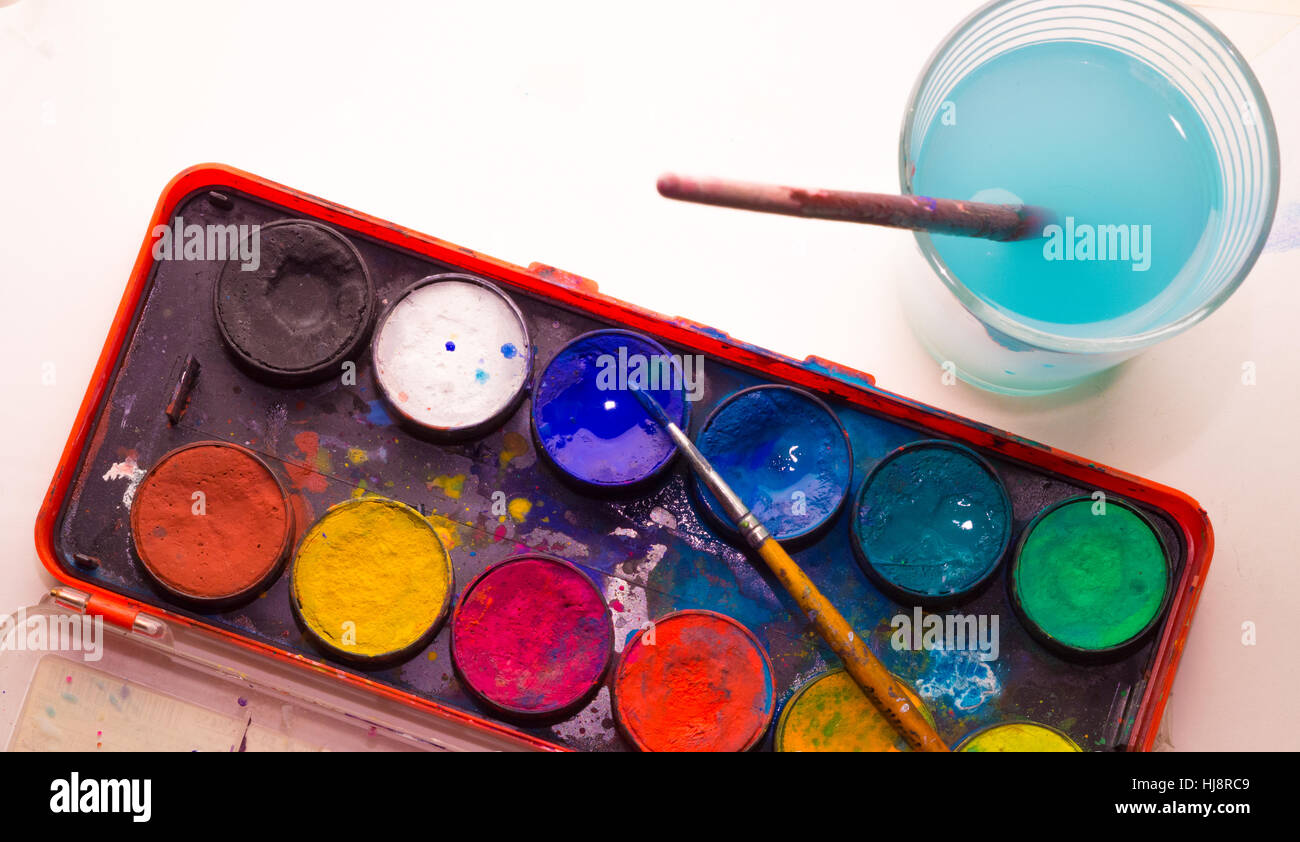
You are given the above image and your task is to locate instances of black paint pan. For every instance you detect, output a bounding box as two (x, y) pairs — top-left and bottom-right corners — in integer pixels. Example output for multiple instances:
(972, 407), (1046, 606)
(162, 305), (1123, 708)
(214, 219), (375, 386)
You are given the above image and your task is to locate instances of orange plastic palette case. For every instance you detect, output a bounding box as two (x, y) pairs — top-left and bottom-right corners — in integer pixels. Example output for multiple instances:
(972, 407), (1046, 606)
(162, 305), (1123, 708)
(32, 165), (1213, 752)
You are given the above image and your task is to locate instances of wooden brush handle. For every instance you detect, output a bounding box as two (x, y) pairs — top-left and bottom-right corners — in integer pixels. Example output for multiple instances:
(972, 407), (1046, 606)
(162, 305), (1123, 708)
(658, 173), (1041, 242)
(754, 537), (950, 752)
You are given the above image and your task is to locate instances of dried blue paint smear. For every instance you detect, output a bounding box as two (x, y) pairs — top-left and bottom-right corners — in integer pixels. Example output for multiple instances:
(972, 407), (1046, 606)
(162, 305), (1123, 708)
(853, 442), (1009, 601)
(915, 648), (1001, 711)
(646, 543), (782, 633)
(694, 385), (852, 542)
(359, 399), (393, 427)
(533, 330), (686, 488)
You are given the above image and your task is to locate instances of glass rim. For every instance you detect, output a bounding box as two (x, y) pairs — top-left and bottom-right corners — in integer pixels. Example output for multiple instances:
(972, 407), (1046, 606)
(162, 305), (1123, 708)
(898, 0), (1280, 354)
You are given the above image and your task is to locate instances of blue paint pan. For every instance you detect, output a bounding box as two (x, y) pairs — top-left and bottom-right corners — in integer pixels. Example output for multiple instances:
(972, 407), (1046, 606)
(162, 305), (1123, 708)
(691, 385), (852, 545)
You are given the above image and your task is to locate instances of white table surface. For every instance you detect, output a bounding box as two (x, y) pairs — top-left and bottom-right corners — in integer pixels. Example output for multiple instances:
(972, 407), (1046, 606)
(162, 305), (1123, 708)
(2, 0), (1297, 751)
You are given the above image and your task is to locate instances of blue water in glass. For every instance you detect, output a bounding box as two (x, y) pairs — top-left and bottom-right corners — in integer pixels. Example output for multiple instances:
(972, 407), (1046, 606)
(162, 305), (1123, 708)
(912, 41), (1222, 327)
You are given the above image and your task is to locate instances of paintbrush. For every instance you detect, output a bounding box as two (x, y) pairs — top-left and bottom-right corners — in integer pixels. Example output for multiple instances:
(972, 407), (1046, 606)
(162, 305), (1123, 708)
(657, 173), (1054, 242)
(630, 386), (949, 752)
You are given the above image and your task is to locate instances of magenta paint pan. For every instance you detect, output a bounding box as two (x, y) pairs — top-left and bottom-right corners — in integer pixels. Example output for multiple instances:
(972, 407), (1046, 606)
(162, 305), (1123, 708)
(214, 219), (375, 386)
(372, 273), (533, 441)
(450, 554), (613, 719)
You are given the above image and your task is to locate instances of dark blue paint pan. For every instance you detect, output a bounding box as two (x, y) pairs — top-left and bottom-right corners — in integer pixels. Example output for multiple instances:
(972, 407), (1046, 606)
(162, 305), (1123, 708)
(531, 329), (689, 494)
(690, 384), (852, 546)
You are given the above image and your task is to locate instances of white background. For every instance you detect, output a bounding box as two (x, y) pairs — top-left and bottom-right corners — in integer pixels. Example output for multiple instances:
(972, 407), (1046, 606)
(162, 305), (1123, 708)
(2, 0), (1297, 750)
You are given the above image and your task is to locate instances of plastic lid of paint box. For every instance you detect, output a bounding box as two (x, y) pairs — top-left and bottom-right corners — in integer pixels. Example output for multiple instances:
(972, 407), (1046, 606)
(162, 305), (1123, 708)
(1008, 495), (1173, 660)
(289, 497), (455, 666)
(372, 273), (533, 441)
(0, 596), (530, 752)
(850, 439), (1012, 607)
(531, 328), (689, 492)
(214, 219), (376, 386)
(129, 441), (295, 608)
(449, 553), (613, 719)
(690, 384), (852, 545)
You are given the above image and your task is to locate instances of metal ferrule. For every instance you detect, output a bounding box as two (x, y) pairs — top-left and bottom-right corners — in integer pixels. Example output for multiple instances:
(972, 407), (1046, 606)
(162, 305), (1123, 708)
(665, 420), (768, 548)
(735, 513), (771, 550)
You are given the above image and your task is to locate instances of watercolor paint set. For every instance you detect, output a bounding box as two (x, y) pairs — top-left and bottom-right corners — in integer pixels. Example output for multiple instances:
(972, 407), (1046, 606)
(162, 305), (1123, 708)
(29, 165), (1212, 751)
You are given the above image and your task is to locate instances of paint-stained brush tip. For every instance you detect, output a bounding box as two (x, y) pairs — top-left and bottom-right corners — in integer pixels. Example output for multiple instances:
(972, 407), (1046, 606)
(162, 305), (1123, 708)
(1010, 205), (1058, 240)
(656, 173), (684, 199)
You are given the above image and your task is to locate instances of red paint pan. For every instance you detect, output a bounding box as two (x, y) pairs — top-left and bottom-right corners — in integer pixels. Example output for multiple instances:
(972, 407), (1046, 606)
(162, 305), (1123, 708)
(611, 609), (775, 752)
